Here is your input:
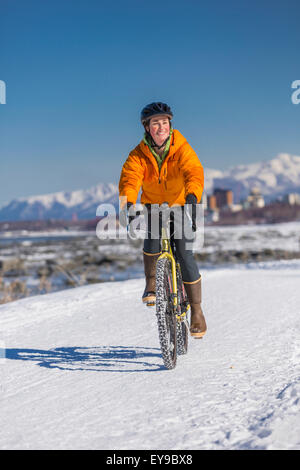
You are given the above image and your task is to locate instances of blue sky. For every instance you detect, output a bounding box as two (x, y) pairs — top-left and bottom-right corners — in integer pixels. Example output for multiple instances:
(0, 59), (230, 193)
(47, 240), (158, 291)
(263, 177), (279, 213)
(1, 0), (299, 206)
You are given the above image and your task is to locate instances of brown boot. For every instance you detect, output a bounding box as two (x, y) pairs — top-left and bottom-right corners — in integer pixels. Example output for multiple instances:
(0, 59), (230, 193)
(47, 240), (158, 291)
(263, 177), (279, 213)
(184, 278), (207, 338)
(142, 252), (160, 306)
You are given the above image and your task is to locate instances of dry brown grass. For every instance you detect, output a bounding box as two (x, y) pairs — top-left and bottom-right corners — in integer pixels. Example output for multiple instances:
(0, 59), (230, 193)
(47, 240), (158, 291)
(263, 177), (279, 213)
(38, 274), (52, 293)
(0, 261), (88, 305)
(0, 279), (29, 305)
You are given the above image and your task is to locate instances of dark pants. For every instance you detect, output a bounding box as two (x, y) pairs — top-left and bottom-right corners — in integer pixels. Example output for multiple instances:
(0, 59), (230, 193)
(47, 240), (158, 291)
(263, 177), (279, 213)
(142, 204), (200, 283)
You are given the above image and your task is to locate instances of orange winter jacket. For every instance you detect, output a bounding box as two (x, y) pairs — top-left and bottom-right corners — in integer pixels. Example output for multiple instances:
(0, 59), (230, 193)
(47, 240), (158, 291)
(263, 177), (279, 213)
(119, 129), (204, 208)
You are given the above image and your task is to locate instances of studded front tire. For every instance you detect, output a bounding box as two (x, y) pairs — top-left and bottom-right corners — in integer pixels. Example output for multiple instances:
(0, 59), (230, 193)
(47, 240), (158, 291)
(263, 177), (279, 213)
(155, 257), (177, 370)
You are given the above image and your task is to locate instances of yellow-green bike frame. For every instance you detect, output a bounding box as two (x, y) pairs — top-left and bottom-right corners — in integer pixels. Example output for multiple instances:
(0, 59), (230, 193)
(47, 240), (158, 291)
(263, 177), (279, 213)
(157, 227), (189, 322)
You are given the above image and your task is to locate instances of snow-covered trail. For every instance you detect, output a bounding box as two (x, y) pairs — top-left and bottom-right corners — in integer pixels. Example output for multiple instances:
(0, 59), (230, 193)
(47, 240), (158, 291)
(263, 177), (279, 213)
(0, 267), (300, 450)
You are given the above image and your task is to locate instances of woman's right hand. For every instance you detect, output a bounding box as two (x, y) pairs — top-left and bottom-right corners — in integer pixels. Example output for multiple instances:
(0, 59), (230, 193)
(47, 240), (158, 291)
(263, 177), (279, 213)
(119, 202), (135, 228)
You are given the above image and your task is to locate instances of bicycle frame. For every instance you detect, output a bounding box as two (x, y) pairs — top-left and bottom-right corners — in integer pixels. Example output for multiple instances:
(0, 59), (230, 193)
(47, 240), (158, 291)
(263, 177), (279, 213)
(158, 226), (178, 307)
(158, 225), (190, 325)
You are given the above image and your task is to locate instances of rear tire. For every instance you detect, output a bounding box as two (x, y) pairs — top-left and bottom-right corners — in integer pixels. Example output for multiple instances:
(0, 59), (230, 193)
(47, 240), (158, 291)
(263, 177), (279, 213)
(176, 318), (189, 355)
(176, 268), (189, 355)
(155, 257), (177, 370)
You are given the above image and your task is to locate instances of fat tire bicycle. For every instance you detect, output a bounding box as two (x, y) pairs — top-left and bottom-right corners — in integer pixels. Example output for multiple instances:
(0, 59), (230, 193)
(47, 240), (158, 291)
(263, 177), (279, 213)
(154, 204), (191, 370)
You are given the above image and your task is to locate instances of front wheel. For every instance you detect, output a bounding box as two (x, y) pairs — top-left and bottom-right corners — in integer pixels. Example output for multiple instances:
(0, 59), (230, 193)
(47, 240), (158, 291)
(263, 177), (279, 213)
(155, 257), (177, 370)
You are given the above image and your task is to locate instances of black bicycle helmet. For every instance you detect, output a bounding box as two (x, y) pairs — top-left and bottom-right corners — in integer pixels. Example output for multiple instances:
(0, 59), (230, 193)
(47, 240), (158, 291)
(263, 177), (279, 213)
(141, 102), (173, 125)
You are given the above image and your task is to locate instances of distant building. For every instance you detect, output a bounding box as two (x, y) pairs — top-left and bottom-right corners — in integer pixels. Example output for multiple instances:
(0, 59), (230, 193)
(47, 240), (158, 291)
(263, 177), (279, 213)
(230, 204), (243, 212)
(214, 188), (233, 208)
(207, 188), (233, 210)
(244, 187), (265, 208)
(284, 193), (300, 205)
(207, 194), (217, 210)
(200, 192), (207, 210)
(205, 209), (219, 223)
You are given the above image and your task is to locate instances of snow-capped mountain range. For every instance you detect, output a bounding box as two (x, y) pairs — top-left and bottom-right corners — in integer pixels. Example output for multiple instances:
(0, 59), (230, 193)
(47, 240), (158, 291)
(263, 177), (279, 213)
(0, 183), (119, 222)
(205, 153), (300, 203)
(0, 153), (300, 221)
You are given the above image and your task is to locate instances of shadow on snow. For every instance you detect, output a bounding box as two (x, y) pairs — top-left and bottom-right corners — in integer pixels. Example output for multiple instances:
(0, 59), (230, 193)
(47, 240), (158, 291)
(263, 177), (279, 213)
(4, 345), (166, 372)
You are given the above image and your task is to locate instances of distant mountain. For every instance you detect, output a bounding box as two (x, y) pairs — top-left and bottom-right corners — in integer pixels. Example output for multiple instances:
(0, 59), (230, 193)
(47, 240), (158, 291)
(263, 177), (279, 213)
(204, 153), (300, 203)
(0, 183), (119, 222)
(0, 153), (300, 221)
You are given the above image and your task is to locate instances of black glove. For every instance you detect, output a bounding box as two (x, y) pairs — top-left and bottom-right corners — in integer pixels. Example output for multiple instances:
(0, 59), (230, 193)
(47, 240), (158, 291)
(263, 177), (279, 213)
(127, 202), (136, 226)
(185, 193), (197, 232)
(119, 202), (135, 228)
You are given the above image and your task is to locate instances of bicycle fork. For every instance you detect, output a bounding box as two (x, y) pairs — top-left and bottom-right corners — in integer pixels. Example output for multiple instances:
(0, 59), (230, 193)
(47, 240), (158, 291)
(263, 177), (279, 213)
(158, 228), (190, 330)
(159, 229), (178, 308)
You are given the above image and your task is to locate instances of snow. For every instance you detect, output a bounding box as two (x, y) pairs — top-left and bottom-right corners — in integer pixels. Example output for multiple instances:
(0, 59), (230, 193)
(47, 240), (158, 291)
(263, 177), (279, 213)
(16, 183), (118, 209)
(0, 230), (94, 239)
(202, 220), (300, 253)
(0, 265), (300, 450)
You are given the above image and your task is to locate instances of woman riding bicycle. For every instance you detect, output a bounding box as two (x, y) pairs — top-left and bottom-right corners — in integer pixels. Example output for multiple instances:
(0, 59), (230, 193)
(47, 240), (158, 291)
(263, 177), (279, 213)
(119, 102), (207, 338)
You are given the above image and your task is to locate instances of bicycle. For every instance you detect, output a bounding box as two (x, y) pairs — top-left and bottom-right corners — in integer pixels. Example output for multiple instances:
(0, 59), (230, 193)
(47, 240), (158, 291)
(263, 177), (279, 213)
(154, 203), (191, 370)
(126, 202), (195, 370)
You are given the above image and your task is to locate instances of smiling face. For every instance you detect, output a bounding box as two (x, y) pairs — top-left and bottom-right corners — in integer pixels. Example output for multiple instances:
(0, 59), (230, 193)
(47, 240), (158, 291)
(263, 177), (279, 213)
(147, 115), (170, 146)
